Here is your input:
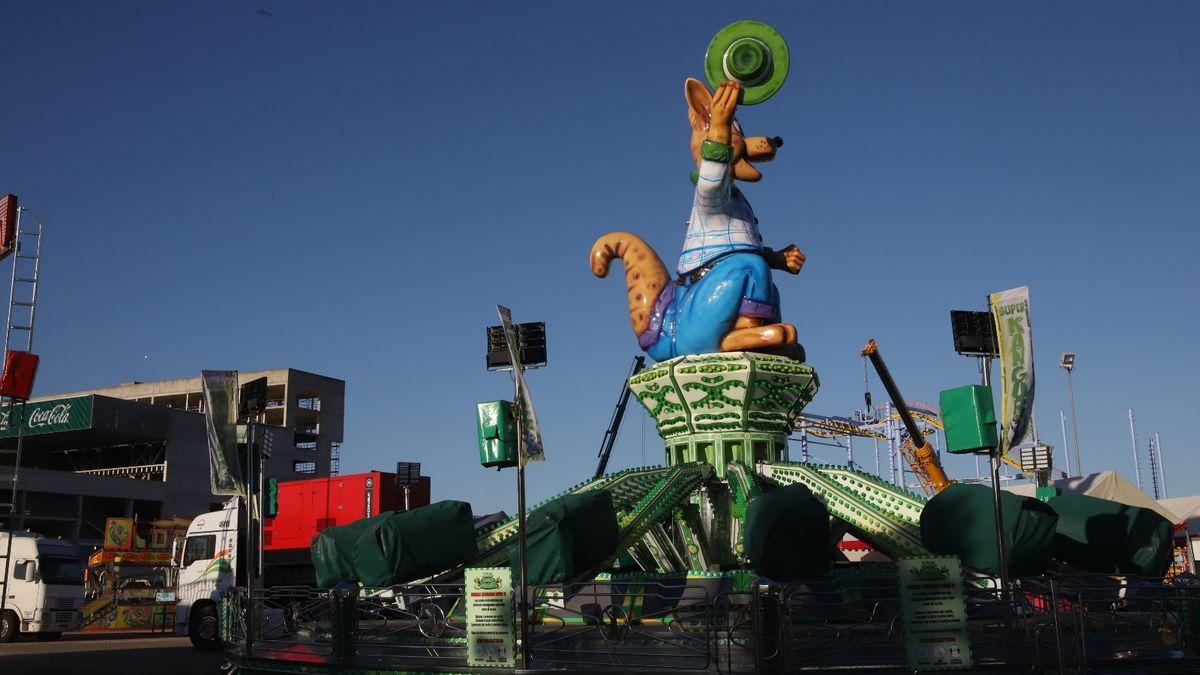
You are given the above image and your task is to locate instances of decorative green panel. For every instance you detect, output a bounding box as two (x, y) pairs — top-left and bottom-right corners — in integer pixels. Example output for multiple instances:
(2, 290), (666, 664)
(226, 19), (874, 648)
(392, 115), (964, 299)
(629, 352), (818, 441)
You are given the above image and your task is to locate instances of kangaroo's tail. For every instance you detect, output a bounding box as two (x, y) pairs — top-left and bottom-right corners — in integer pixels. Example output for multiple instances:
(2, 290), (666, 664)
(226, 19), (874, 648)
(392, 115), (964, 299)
(590, 231), (671, 337)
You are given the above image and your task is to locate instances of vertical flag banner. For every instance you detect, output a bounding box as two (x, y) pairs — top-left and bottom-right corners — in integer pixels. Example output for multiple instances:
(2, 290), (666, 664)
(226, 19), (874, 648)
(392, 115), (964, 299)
(497, 306), (545, 464)
(202, 370), (243, 495)
(989, 287), (1035, 453)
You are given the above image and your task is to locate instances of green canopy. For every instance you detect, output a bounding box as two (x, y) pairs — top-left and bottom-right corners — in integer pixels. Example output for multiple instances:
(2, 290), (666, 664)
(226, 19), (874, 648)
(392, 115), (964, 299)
(1049, 494), (1173, 577)
(311, 500), (477, 588)
(743, 483), (830, 581)
(508, 490), (619, 585)
(920, 483), (1058, 576)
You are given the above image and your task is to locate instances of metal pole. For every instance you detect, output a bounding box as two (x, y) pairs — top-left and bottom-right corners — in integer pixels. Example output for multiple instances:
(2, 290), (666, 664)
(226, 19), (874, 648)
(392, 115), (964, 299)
(1067, 370), (1081, 476)
(515, 373), (530, 670)
(1127, 409), (1142, 490)
(982, 356), (1010, 590)
(847, 434), (854, 469)
(256, 419), (265, 583)
(403, 485), (411, 511)
(244, 420), (255, 649)
(1155, 433), (1167, 499)
(1059, 409), (1072, 477)
(1, 401), (26, 614)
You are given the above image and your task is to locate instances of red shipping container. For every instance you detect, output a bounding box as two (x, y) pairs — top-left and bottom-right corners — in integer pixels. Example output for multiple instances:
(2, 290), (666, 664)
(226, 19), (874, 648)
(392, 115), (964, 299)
(0, 350), (39, 400)
(263, 471), (431, 551)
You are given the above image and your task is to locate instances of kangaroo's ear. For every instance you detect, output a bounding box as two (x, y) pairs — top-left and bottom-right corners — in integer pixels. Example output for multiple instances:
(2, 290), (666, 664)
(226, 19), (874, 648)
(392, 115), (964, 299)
(685, 78), (712, 131)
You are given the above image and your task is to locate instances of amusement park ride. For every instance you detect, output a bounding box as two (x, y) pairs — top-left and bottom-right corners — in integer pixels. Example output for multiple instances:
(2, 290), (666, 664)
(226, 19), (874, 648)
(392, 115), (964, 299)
(210, 19), (1187, 675)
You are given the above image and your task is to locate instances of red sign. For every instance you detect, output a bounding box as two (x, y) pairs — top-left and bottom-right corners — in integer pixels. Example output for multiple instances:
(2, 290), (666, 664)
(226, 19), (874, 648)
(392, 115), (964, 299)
(0, 350), (39, 400)
(0, 194), (16, 261)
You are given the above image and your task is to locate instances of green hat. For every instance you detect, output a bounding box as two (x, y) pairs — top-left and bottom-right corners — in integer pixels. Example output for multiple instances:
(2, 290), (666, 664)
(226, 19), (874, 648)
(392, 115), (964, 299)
(704, 20), (790, 106)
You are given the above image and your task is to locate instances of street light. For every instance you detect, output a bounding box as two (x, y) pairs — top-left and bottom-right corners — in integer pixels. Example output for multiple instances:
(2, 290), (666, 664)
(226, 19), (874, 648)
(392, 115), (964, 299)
(1059, 353), (1082, 477)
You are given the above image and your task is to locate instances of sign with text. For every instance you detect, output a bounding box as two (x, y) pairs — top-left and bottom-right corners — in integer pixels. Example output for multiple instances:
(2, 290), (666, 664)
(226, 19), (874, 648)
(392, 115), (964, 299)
(898, 556), (973, 671)
(0, 395), (93, 438)
(465, 567), (515, 668)
(989, 286), (1035, 453)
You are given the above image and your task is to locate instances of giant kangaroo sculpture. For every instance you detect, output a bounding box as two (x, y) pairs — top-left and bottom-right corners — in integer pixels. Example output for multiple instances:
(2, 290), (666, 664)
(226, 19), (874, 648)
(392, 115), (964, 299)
(591, 79), (805, 362)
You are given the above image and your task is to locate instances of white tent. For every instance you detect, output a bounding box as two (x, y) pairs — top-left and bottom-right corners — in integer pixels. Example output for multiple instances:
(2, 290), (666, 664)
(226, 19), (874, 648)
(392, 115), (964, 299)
(1160, 496), (1200, 530)
(1004, 470), (1178, 523)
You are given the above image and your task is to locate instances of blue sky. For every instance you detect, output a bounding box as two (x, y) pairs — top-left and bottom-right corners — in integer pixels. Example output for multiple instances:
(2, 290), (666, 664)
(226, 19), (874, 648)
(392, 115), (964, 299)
(1, 2), (1196, 515)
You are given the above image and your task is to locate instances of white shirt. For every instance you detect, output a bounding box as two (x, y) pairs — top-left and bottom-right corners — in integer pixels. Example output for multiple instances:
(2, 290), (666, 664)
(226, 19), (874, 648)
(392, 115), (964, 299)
(677, 158), (762, 274)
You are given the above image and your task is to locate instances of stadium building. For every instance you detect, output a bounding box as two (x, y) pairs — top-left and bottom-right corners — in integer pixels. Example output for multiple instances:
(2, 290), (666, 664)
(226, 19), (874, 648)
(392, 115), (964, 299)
(0, 368), (343, 557)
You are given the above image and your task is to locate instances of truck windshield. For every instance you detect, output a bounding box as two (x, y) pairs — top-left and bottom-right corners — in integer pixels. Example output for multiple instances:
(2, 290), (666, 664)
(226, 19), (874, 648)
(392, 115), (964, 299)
(183, 535), (216, 567)
(39, 556), (83, 585)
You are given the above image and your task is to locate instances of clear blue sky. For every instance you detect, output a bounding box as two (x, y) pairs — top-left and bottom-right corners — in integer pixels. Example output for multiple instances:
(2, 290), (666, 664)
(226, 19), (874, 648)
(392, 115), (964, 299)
(2, 2), (1196, 515)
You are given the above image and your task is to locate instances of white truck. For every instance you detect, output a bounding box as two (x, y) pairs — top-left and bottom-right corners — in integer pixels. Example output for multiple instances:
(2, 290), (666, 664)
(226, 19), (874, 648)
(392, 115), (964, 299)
(173, 500), (240, 650)
(0, 531), (84, 642)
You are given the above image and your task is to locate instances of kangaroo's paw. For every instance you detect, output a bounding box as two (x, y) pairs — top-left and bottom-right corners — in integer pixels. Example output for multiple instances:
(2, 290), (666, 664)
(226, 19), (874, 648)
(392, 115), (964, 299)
(719, 322), (797, 352)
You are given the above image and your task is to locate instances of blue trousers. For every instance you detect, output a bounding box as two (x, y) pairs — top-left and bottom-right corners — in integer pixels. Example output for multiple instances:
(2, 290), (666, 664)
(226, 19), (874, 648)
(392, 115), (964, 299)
(644, 253), (781, 361)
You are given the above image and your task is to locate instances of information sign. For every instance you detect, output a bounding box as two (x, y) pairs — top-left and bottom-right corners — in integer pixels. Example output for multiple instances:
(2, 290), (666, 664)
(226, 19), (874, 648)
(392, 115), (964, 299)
(466, 567), (515, 668)
(897, 556), (973, 671)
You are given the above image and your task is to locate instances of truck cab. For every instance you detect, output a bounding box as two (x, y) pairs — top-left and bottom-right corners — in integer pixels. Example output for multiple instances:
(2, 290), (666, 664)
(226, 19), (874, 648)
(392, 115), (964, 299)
(173, 500), (239, 650)
(0, 531), (84, 642)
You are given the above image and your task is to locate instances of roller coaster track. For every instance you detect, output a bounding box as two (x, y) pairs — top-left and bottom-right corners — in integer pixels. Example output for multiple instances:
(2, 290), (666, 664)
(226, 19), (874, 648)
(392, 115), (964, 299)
(758, 462), (931, 559)
(798, 408), (1022, 493)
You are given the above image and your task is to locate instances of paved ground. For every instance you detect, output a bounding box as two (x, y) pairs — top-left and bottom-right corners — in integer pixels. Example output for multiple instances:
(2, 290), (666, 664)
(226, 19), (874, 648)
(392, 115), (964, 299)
(0, 632), (227, 674)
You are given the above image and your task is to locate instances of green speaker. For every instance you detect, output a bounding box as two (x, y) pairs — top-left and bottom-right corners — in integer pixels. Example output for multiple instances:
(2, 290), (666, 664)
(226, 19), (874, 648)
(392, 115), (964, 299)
(476, 400), (518, 469)
(939, 385), (999, 454)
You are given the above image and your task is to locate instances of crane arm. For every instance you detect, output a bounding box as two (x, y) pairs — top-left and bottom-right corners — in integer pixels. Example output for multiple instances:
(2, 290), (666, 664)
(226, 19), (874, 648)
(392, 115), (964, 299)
(861, 340), (953, 494)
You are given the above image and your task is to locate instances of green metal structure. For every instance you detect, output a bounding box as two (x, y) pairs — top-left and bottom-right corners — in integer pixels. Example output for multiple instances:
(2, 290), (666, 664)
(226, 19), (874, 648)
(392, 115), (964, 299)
(449, 352), (931, 580)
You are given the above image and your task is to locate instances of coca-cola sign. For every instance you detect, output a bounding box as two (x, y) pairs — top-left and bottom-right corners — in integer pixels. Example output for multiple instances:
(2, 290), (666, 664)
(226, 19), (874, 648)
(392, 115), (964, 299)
(28, 403), (72, 428)
(0, 395), (94, 438)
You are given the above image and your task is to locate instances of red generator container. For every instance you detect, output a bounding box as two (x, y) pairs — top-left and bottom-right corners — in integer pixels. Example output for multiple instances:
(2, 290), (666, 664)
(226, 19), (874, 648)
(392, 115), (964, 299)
(264, 471), (432, 551)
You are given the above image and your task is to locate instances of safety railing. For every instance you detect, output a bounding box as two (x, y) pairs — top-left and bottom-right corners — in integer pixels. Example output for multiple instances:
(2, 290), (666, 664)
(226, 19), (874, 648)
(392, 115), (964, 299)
(778, 574), (907, 671)
(528, 580), (713, 671)
(352, 583), (469, 670)
(220, 574), (1200, 673)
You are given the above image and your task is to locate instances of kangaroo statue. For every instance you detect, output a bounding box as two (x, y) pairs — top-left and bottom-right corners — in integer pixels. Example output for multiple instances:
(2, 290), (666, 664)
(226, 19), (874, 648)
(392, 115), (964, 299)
(591, 79), (806, 362)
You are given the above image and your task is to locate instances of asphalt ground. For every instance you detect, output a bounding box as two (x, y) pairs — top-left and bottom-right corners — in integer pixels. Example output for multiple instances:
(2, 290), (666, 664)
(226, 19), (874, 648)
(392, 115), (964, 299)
(0, 632), (227, 674)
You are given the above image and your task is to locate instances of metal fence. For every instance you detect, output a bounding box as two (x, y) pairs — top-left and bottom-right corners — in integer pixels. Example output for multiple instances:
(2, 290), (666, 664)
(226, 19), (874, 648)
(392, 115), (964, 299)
(222, 574), (1200, 673)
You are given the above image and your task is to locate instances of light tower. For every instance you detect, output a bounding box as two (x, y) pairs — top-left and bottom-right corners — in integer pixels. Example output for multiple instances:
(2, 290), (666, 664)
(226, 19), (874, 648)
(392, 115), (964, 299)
(1059, 353), (1082, 476)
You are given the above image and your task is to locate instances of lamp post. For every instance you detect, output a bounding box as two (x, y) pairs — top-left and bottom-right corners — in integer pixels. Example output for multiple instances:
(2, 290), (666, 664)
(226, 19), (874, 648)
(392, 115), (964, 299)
(1059, 353), (1081, 477)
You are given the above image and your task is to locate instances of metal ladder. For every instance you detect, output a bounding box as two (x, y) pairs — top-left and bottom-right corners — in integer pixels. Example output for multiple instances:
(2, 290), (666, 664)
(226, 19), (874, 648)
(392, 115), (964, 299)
(1, 206), (43, 614)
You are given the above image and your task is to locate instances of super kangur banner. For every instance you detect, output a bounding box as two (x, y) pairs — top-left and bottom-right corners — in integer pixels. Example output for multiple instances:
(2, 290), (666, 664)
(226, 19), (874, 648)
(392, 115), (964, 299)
(202, 370), (243, 495)
(989, 287), (1035, 453)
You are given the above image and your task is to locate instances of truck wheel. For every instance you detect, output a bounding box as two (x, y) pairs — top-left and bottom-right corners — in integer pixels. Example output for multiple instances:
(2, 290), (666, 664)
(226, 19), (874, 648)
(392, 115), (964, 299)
(0, 611), (18, 643)
(188, 604), (221, 651)
(35, 632), (62, 641)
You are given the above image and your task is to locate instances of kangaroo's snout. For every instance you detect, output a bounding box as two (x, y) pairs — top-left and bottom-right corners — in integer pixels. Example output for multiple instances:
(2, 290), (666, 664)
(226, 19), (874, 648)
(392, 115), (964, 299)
(744, 135), (780, 163)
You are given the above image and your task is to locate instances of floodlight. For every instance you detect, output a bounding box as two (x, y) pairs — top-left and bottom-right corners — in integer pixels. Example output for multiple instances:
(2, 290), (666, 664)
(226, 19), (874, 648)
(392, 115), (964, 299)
(1059, 353), (1075, 373)
(486, 322), (547, 371)
(949, 310), (998, 357)
(1018, 444), (1053, 472)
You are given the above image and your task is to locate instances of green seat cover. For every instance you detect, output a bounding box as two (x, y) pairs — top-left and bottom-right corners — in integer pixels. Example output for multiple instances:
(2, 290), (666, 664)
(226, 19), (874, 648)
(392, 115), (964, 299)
(1049, 494), (1173, 577)
(311, 500), (477, 588)
(508, 490), (619, 585)
(743, 483), (831, 581)
(920, 483), (1057, 576)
